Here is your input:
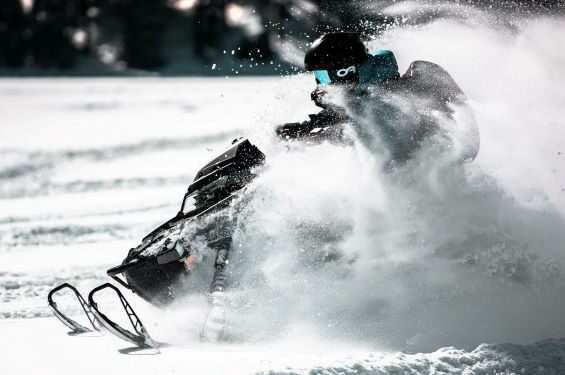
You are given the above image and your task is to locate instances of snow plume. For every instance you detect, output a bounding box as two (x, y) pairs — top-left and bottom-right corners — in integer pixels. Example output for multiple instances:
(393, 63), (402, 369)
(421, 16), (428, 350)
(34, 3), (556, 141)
(155, 7), (565, 355)
(224, 142), (565, 352)
(199, 10), (565, 352)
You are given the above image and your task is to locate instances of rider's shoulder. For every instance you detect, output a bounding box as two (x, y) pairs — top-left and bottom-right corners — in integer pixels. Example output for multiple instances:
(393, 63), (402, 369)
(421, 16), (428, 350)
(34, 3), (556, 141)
(402, 60), (451, 80)
(358, 49), (399, 84)
(400, 60), (465, 98)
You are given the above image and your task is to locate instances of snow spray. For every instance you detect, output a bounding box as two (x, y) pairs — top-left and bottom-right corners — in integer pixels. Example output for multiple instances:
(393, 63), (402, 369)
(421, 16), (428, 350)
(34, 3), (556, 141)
(161, 4), (565, 353)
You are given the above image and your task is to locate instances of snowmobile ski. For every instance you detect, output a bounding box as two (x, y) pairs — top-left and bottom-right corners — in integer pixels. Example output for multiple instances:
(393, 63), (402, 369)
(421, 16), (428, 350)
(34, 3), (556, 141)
(88, 283), (160, 348)
(48, 138), (266, 346)
(48, 283), (99, 334)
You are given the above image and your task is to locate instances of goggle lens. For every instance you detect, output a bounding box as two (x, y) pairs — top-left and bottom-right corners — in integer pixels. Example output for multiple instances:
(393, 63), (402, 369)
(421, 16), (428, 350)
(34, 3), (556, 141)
(314, 70), (332, 85)
(314, 66), (359, 86)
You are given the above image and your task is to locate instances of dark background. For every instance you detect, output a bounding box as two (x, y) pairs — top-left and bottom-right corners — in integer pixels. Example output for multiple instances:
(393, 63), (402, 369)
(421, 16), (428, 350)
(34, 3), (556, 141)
(0, 0), (562, 75)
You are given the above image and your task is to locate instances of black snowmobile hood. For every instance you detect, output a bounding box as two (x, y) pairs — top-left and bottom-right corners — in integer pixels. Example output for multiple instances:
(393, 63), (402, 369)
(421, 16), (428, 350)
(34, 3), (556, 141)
(138, 138), (264, 245)
(117, 137), (265, 266)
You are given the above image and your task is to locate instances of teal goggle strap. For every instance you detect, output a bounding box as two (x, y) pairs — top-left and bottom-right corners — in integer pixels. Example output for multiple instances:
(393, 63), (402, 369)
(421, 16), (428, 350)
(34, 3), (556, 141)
(314, 70), (332, 85)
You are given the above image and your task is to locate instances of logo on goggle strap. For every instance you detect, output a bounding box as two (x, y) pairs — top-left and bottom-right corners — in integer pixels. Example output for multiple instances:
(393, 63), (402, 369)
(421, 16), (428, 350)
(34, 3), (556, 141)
(336, 65), (357, 77)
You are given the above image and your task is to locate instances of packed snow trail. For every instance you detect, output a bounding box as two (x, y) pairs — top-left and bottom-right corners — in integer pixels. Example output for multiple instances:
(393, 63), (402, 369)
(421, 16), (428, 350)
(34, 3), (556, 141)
(1, 5), (565, 375)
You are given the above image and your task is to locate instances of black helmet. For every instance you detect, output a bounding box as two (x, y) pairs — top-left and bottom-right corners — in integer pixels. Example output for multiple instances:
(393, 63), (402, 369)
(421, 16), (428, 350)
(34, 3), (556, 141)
(304, 32), (369, 85)
(304, 32), (369, 71)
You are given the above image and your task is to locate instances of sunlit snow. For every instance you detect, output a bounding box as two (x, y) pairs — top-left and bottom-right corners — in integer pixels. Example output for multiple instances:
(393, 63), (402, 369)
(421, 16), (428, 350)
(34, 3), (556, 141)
(1, 6), (565, 375)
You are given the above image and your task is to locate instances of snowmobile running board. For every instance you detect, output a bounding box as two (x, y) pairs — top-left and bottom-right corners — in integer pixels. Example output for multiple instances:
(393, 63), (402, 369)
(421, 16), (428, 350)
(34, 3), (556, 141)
(48, 283), (99, 334)
(88, 283), (159, 349)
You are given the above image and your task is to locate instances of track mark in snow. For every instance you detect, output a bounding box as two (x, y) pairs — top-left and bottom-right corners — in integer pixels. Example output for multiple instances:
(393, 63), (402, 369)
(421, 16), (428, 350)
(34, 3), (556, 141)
(0, 269), (106, 319)
(0, 131), (239, 198)
(0, 202), (174, 225)
(0, 223), (132, 249)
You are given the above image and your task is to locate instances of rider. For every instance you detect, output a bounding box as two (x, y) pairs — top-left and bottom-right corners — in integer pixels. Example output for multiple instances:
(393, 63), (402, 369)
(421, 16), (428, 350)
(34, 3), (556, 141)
(277, 32), (479, 163)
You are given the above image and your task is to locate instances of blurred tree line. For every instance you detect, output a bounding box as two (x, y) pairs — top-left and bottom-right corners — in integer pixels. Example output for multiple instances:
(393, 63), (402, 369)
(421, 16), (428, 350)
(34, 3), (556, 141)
(0, 0), (329, 71)
(1, 0), (561, 71)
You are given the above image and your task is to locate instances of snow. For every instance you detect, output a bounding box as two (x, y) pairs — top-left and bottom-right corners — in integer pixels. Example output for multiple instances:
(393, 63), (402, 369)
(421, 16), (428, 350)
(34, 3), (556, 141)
(1, 319), (564, 374)
(1, 6), (565, 375)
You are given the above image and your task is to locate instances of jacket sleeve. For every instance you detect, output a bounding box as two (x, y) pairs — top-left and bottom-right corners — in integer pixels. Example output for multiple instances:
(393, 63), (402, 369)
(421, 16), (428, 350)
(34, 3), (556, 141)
(275, 108), (348, 142)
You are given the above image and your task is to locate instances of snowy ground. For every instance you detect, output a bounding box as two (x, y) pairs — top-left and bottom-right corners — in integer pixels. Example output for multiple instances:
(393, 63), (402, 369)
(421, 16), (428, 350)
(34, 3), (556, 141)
(2, 318), (564, 375)
(2, 7), (565, 375)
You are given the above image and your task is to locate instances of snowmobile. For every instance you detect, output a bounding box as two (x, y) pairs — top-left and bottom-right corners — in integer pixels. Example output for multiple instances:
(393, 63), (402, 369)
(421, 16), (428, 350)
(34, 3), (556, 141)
(48, 137), (265, 348)
(47, 59), (478, 349)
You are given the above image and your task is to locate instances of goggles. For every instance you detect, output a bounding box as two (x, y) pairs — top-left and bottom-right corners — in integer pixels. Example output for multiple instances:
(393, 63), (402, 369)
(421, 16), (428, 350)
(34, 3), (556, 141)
(314, 70), (332, 85)
(313, 52), (401, 86)
(314, 65), (359, 86)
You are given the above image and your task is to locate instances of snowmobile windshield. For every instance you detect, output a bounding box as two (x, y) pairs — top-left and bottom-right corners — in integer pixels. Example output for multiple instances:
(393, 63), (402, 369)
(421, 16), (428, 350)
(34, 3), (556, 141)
(181, 193), (198, 215)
